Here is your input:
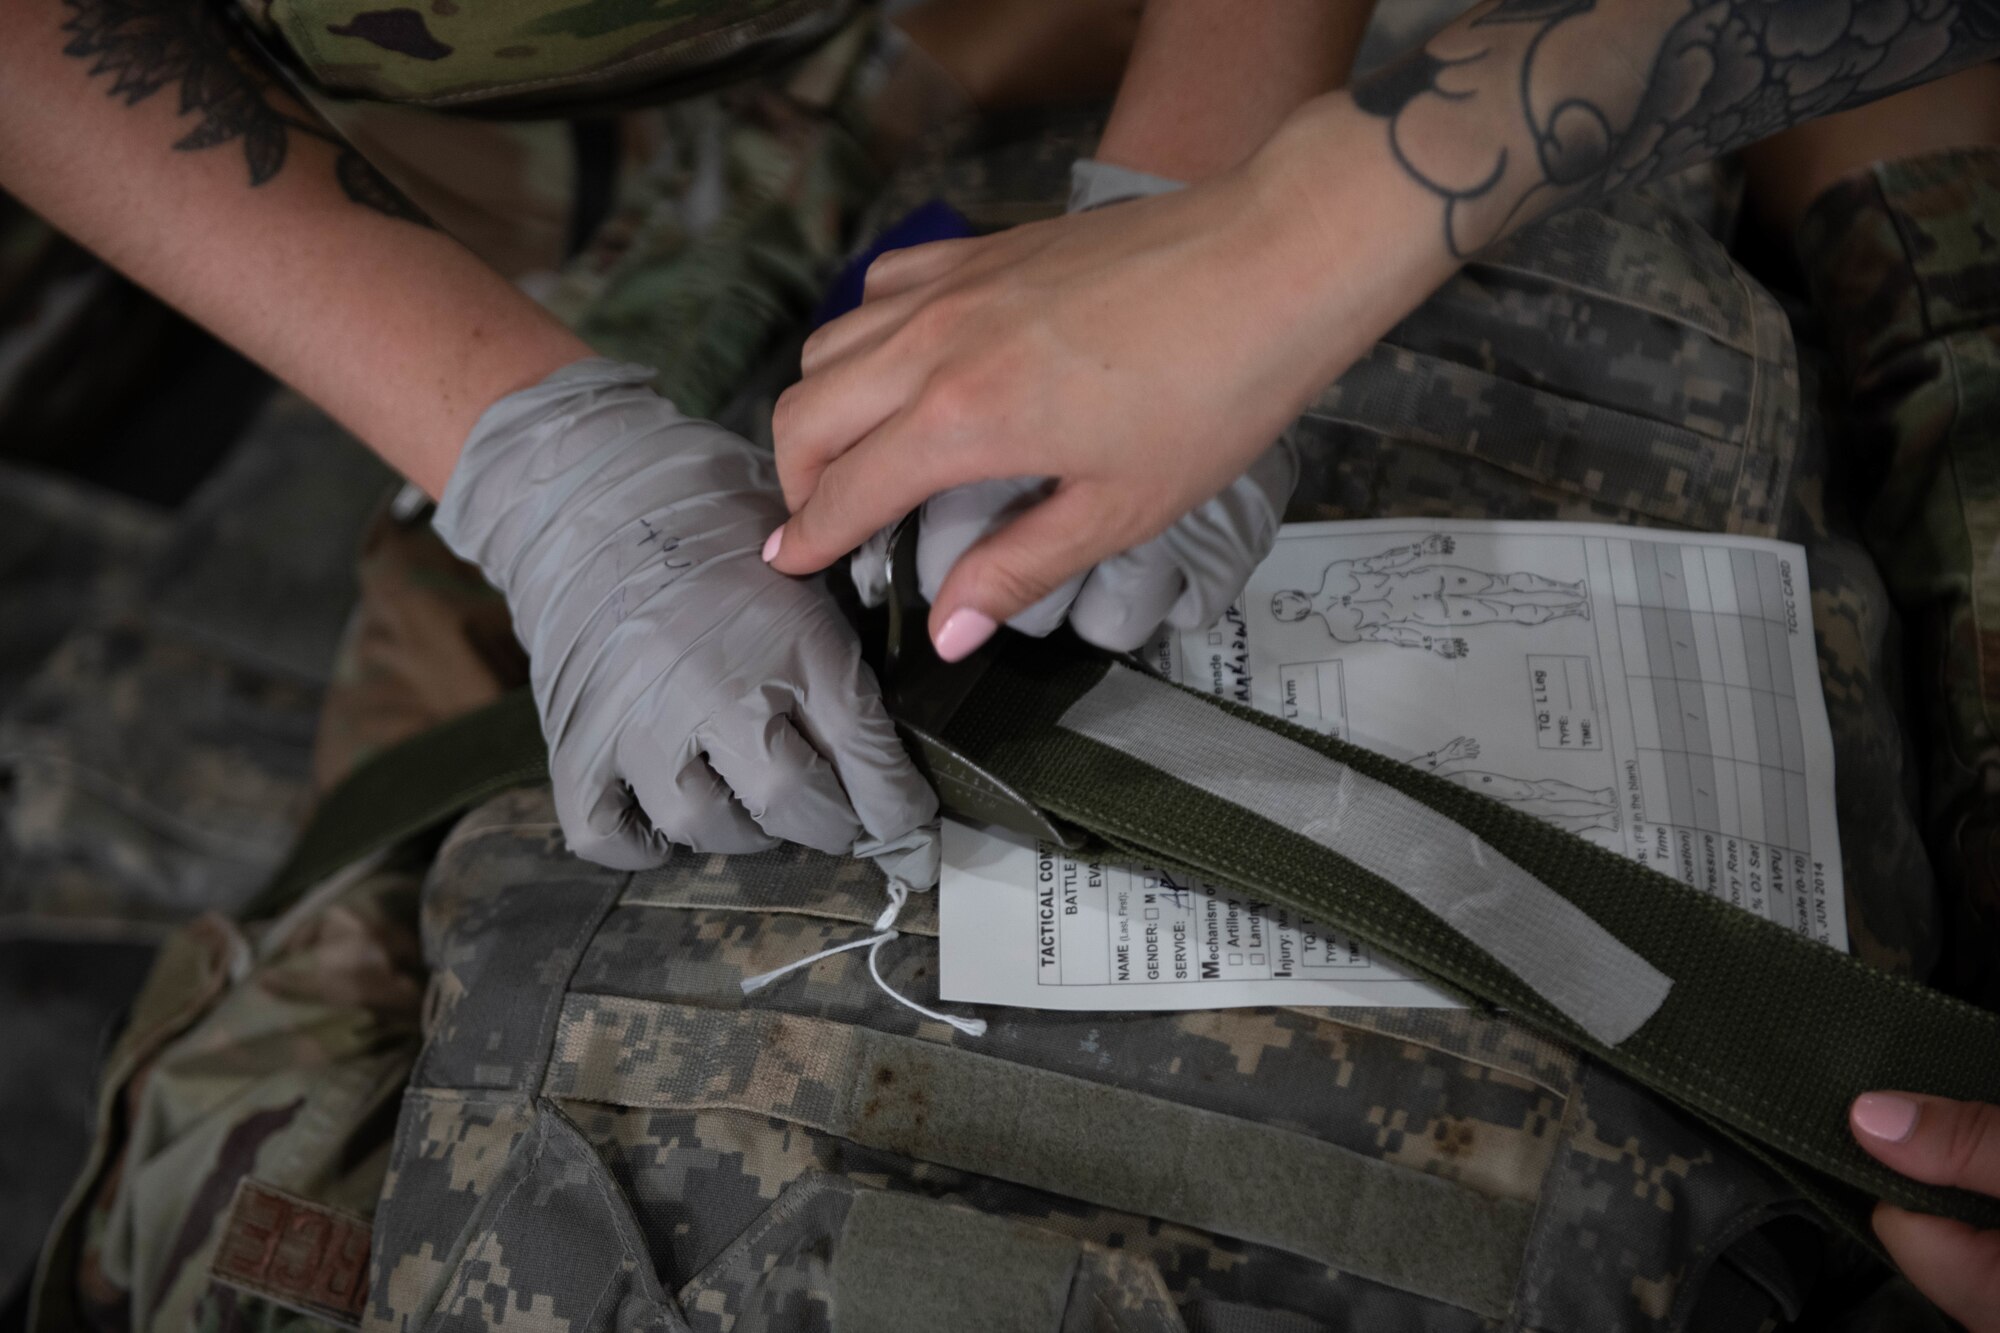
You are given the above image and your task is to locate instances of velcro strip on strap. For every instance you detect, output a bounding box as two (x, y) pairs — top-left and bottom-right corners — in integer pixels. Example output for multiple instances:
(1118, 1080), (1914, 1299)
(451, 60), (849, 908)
(835, 1189), (1085, 1333)
(544, 994), (1533, 1319)
(1060, 666), (1672, 1047)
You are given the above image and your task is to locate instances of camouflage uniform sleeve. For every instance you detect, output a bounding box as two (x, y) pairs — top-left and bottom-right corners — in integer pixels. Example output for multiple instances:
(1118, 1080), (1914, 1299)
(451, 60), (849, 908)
(1795, 146), (2000, 1006)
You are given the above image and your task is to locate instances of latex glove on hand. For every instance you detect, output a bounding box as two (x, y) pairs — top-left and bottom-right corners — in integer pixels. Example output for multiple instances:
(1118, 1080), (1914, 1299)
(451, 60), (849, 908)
(436, 358), (938, 883)
(844, 161), (1299, 657)
(1850, 1091), (2000, 1330)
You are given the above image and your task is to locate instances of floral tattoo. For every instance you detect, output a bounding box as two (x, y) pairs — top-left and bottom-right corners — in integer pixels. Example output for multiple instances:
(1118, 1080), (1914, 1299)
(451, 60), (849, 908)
(1353, 0), (2000, 257)
(60, 0), (427, 221)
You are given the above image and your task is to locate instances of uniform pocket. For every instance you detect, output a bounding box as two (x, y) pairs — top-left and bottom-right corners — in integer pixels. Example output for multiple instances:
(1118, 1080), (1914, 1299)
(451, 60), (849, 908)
(1299, 197), (1799, 538)
(671, 1172), (1187, 1333)
(414, 1101), (690, 1333)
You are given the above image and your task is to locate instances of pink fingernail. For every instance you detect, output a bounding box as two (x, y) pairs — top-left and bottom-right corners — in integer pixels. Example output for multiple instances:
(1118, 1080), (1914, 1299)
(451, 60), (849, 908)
(1853, 1093), (1919, 1143)
(761, 527), (784, 563)
(934, 609), (997, 663)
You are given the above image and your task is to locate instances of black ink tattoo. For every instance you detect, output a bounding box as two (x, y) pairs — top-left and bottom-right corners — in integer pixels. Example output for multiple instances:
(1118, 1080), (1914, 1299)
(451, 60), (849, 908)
(60, 0), (428, 222)
(1354, 0), (2000, 258)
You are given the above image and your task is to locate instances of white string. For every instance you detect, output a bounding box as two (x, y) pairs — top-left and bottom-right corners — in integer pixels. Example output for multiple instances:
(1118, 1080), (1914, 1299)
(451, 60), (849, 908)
(866, 932), (986, 1037)
(736, 931), (891, 994)
(739, 879), (987, 1037)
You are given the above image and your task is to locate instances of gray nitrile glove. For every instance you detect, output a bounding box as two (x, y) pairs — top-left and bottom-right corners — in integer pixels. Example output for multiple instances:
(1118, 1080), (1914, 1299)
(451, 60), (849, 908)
(437, 359), (938, 883)
(849, 160), (1300, 652)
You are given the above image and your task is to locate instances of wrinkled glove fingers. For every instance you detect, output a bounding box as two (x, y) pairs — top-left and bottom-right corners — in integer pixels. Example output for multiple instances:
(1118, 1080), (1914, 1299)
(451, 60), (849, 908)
(1165, 562), (1246, 633)
(918, 479), (1084, 638)
(552, 755), (682, 871)
(1070, 544), (1188, 652)
(790, 650), (938, 846)
(702, 715), (865, 855)
(1164, 452), (1295, 632)
(619, 731), (779, 856)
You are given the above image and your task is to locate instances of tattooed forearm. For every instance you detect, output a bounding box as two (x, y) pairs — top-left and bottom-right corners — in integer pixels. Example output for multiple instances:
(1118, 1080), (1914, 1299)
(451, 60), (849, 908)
(1354, 0), (2000, 258)
(59, 0), (426, 222)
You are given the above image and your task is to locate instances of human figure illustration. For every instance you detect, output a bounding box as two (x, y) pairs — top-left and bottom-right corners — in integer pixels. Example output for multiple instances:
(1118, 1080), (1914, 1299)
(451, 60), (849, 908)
(1269, 534), (1589, 657)
(1411, 736), (1620, 833)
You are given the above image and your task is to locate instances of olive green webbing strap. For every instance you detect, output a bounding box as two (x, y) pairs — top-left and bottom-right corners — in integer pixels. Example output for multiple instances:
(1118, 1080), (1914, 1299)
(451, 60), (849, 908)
(935, 643), (2000, 1239)
(238, 690), (551, 921)
(239, 644), (2000, 1240)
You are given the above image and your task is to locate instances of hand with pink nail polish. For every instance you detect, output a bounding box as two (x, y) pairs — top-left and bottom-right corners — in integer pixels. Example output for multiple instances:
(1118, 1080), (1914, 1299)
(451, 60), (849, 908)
(1849, 1091), (2000, 1330)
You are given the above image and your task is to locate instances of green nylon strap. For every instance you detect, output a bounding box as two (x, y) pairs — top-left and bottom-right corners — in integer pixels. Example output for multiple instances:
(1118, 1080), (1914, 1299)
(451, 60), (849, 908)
(238, 690), (551, 921)
(935, 641), (2000, 1239)
(243, 640), (2000, 1241)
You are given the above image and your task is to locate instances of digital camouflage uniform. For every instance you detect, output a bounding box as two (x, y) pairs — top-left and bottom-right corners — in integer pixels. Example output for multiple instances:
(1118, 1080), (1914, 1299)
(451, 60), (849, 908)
(1797, 148), (2000, 1008)
(23, 15), (2000, 1333)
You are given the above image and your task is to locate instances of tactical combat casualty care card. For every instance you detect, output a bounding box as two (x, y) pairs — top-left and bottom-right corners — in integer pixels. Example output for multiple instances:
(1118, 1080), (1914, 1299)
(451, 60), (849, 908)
(941, 518), (1847, 1012)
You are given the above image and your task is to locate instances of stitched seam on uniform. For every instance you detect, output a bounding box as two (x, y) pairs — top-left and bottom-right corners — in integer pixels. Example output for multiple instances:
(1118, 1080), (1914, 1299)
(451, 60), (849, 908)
(527, 876), (631, 1088)
(563, 1105), (650, 1328)
(1278, 1007), (1572, 1100)
(677, 1173), (844, 1304)
(402, 0), (840, 105)
(1506, 1066), (1593, 1333)
(1300, 391), (1739, 527)
(1322, 341), (1753, 452)
(1725, 226), (1800, 540)
(1724, 254), (1764, 535)
(927, 768), (1065, 836)
(1469, 260), (1756, 355)
(443, 1114), (549, 1321)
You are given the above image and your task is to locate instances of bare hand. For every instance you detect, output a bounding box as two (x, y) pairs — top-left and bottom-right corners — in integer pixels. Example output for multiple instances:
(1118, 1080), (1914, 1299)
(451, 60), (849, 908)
(765, 100), (1450, 658)
(1851, 1092), (2000, 1330)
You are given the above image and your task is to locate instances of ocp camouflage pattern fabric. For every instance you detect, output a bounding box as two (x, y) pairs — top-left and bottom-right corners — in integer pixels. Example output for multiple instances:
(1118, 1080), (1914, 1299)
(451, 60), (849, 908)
(32, 858), (426, 1333)
(241, 0), (854, 111)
